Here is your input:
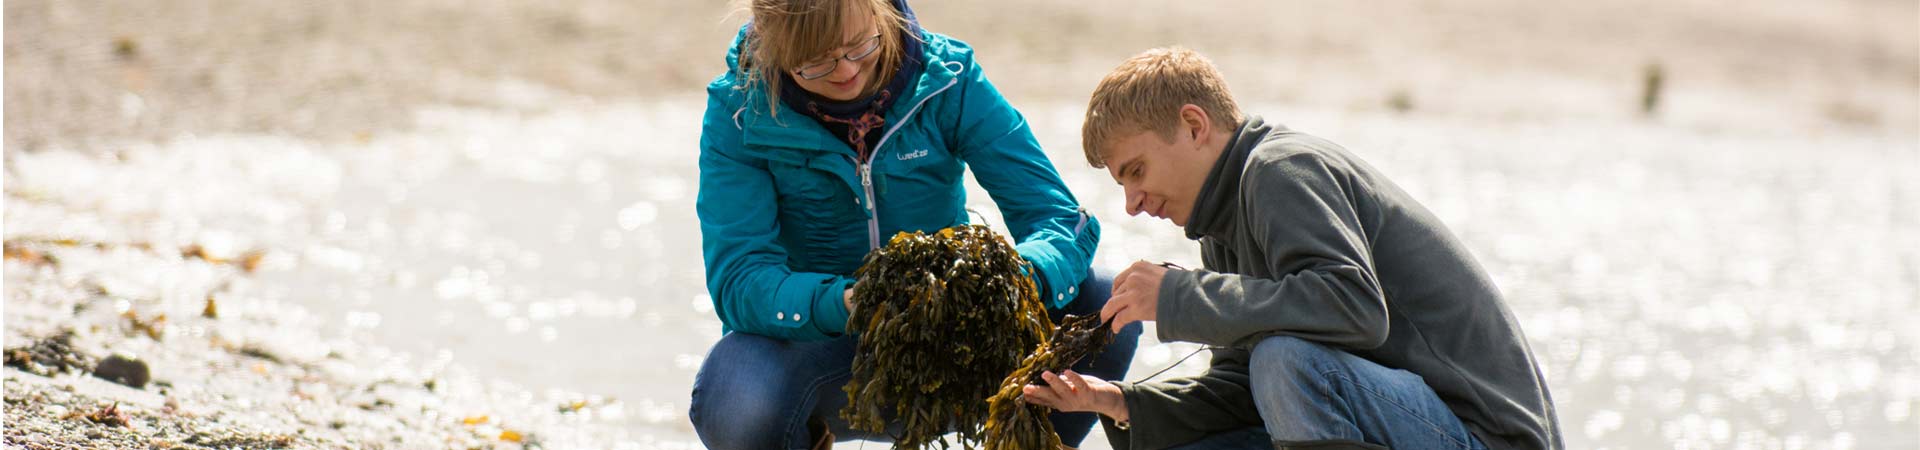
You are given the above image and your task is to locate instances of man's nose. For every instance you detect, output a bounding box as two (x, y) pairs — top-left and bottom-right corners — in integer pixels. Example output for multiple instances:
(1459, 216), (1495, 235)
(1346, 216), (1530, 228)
(1124, 187), (1146, 216)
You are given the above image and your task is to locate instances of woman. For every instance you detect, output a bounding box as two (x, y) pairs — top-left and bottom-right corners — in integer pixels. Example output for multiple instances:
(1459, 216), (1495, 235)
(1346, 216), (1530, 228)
(690, 0), (1140, 448)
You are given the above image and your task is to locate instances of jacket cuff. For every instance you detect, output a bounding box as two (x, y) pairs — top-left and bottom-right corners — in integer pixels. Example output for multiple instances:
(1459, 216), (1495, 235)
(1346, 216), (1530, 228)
(1098, 416), (1134, 450)
(811, 276), (855, 336)
(1015, 240), (1084, 309)
(765, 272), (841, 339)
(1110, 381), (1151, 450)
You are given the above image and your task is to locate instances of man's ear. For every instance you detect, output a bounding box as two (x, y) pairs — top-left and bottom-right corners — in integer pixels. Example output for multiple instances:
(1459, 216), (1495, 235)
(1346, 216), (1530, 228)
(1180, 104), (1210, 144)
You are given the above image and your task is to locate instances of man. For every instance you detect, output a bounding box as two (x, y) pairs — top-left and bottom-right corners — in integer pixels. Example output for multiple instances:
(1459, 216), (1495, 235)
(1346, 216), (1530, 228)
(1019, 47), (1562, 450)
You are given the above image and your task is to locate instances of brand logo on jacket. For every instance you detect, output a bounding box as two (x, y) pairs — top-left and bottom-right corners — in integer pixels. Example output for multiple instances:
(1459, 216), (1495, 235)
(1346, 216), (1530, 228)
(897, 149), (930, 161)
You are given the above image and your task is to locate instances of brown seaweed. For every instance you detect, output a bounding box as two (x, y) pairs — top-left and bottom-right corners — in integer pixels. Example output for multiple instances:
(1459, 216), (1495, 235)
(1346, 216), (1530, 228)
(4, 330), (96, 378)
(842, 225), (1053, 449)
(982, 313), (1115, 450)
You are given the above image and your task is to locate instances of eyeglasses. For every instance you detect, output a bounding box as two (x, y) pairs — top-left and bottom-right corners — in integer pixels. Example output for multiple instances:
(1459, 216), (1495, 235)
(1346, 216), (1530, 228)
(793, 34), (882, 81)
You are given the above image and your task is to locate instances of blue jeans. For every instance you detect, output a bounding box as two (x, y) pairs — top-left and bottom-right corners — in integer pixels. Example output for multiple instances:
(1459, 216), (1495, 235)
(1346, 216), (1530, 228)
(690, 271), (1142, 450)
(1164, 336), (1488, 450)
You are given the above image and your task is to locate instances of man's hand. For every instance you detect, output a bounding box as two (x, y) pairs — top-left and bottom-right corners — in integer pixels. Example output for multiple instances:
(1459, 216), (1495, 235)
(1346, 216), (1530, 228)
(1101, 260), (1171, 334)
(1020, 370), (1128, 422)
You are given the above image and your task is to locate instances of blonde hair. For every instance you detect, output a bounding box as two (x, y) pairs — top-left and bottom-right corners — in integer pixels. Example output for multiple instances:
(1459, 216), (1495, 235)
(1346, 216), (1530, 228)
(738, 0), (910, 117)
(1081, 47), (1243, 168)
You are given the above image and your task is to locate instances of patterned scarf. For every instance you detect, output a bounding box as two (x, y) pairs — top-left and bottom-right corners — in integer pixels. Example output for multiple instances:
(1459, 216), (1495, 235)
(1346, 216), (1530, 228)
(808, 89), (892, 163)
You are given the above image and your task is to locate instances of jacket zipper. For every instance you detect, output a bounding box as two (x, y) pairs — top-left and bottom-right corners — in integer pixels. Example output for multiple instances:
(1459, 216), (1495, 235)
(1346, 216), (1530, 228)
(855, 61), (964, 250)
(859, 160), (879, 249)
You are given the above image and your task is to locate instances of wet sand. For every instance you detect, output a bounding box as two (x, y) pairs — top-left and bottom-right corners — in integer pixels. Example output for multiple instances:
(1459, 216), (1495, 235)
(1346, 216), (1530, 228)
(7, 0), (1918, 449)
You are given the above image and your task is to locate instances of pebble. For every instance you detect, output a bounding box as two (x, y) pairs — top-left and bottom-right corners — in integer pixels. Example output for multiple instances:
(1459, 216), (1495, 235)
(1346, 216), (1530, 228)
(93, 353), (152, 389)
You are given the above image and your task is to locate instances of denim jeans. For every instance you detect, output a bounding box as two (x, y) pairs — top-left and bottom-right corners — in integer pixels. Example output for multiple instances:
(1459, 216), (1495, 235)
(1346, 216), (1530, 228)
(690, 271), (1142, 450)
(1163, 336), (1488, 450)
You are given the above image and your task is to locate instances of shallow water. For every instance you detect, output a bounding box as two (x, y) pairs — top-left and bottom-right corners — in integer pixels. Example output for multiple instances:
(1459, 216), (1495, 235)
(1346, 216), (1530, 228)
(6, 98), (1916, 449)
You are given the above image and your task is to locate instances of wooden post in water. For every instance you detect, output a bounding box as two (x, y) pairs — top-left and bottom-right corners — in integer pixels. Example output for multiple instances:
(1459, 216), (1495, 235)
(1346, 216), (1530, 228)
(1641, 62), (1665, 117)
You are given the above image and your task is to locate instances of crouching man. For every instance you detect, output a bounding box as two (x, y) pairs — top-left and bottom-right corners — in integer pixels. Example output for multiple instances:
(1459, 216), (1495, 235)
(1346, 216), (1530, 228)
(1020, 47), (1562, 450)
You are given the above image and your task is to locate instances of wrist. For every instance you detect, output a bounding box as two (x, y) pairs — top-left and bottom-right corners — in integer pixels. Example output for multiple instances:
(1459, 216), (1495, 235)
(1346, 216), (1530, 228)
(1100, 385), (1129, 422)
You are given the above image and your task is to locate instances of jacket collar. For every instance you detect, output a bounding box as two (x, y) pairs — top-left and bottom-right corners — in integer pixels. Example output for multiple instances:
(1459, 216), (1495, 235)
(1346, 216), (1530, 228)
(1184, 116), (1274, 241)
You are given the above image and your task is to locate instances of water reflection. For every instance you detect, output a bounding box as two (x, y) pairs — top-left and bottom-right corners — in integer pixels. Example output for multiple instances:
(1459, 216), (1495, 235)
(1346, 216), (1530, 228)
(6, 100), (1913, 448)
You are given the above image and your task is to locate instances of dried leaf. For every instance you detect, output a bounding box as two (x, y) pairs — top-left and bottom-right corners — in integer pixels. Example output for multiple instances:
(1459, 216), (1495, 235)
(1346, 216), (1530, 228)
(85, 402), (131, 428)
(240, 250), (267, 272)
(123, 311), (167, 341)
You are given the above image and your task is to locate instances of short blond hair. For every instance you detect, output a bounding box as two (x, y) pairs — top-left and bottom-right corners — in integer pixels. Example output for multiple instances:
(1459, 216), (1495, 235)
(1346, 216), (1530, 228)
(1081, 47), (1243, 168)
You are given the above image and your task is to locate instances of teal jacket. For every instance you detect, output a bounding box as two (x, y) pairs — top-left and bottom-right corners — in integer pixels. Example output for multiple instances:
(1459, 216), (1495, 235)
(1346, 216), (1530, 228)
(697, 28), (1101, 341)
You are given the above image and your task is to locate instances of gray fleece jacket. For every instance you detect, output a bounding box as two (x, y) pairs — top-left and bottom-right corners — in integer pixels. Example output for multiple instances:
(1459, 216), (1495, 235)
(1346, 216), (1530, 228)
(1098, 117), (1561, 450)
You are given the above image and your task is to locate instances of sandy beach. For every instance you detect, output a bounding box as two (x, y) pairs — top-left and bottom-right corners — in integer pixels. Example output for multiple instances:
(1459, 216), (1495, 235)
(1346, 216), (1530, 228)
(7, 0), (1918, 449)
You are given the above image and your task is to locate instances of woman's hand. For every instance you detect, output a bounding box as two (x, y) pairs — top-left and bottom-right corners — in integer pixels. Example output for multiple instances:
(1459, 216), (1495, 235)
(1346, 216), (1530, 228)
(1020, 370), (1128, 423)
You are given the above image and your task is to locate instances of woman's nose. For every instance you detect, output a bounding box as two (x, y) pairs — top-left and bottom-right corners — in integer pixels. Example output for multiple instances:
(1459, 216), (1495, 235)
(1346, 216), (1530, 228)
(832, 56), (862, 80)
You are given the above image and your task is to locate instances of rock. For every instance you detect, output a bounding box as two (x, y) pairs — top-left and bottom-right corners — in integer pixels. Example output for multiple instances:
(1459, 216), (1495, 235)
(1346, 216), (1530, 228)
(1387, 89), (1415, 113)
(1640, 62), (1664, 116)
(93, 354), (151, 389)
(113, 36), (140, 60)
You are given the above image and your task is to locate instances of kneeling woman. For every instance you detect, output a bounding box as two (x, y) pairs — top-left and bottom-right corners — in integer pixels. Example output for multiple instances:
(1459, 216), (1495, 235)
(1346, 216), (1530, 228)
(689, 0), (1139, 448)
